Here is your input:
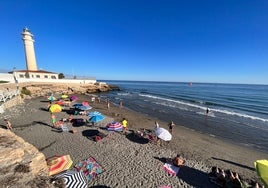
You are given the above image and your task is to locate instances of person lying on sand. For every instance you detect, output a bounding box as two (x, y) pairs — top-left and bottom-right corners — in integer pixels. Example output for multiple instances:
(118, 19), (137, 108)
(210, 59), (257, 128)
(172, 154), (185, 167)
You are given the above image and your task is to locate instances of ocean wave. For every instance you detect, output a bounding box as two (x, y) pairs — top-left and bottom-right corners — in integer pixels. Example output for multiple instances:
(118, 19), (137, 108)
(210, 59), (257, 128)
(116, 92), (131, 96)
(139, 93), (268, 122)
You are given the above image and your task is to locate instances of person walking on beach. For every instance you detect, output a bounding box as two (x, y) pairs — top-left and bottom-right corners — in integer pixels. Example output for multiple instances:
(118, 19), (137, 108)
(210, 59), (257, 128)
(155, 121), (159, 128)
(119, 100), (123, 109)
(122, 118), (128, 135)
(154, 121), (161, 146)
(168, 121), (175, 134)
(107, 98), (110, 109)
(4, 118), (13, 130)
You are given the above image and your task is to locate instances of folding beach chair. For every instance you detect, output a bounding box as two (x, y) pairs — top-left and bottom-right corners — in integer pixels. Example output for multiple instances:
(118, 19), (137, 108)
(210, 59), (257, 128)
(60, 124), (69, 132)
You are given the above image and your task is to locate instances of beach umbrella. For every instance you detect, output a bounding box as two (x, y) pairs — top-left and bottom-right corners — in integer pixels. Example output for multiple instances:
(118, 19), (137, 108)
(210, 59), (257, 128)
(70, 95), (78, 101)
(106, 121), (123, 132)
(82, 101), (89, 106)
(61, 94), (68, 99)
(77, 105), (92, 111)
(46, 155), (73, 176)
(73, 103), (83, 108)
(56, 170), (87, 188)
(49, 104), (62, 113)
(73, 103), (92, 111)
(255, 159), (268, 187)
(155, 127), (172, 141)
(89, 114), (105, 123)
(48, 96), (57, 101)
(87, 111), (102, 117)
(55, 100), (65, 106)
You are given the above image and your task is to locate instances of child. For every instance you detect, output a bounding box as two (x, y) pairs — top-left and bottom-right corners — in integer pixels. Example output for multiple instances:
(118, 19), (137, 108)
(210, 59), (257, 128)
(4, 118), (13, 130)
(68, 115), (73, 123)
(122, 118), (128, 135)
(51, 113), (56, 127)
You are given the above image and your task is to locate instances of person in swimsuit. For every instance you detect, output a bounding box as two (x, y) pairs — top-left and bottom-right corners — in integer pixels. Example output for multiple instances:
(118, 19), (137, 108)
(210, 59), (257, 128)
(168, 121), (175, 134)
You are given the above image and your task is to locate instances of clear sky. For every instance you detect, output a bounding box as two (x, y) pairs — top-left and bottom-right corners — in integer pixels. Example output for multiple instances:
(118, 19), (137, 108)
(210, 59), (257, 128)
(1, 0), (267, 84)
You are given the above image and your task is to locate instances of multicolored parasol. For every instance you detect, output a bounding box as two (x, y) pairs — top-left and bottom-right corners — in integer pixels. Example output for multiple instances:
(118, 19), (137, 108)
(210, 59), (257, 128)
(46, 155), (73, 176)
(106, 121), (123, 132)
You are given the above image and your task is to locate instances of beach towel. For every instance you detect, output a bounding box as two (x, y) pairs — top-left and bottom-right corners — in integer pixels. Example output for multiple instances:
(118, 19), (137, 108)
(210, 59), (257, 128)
(163, 163), (180, 176)
(75, 157), (104, 181)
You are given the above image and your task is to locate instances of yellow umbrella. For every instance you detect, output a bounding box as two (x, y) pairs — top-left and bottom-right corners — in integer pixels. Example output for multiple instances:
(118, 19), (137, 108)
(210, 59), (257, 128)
(61, 94), (68, 99)
(255, 159), (268, 187)
(46, 155), (73, 176)
(49, 104), (62, 113)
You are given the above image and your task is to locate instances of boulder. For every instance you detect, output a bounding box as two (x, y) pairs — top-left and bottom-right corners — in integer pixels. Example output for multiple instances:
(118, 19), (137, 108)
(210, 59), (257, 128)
(0, 129), (54, 187)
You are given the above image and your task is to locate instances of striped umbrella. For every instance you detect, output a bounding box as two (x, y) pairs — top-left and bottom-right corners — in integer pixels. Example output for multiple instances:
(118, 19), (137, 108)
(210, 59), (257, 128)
(106, 122), (123, 132)
(56, 170), (87, 188)
(46, 155), (73, 176)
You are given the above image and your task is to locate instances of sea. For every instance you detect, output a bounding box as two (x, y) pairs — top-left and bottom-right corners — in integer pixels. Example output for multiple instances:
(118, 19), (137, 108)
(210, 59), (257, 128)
(97, 80), (268, 153)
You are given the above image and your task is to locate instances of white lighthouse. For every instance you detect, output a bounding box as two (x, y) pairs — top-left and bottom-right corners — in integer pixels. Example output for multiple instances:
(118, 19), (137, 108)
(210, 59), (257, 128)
(21, 27), (38, 71)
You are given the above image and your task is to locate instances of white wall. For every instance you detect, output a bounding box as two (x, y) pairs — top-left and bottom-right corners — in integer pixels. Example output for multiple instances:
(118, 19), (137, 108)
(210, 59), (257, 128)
(0, 73), (14, 82)
(0, 73), (96, 84)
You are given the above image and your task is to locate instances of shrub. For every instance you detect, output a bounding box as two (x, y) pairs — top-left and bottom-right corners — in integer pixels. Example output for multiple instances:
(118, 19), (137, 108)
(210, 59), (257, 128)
(21, 87), (31, 96)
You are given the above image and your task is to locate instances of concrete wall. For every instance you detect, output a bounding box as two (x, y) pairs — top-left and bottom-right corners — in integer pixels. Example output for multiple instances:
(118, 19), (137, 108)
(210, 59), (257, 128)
(0, 73), (14, 82)
(0, 73), (96, 84)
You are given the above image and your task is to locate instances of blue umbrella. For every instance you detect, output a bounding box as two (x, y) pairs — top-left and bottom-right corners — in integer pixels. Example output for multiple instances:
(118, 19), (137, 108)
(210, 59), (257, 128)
(73, 103), (83, 108)
(73, 103), (92, 111)
(89, 115), (105, 123)
(88, 111), (102, 117)
(48, 96), (56, 101)
(77, 105), (92, 111)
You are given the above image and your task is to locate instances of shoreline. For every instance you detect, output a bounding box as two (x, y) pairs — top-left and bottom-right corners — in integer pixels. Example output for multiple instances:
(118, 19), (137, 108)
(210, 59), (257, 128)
(1, 94), (267, 187)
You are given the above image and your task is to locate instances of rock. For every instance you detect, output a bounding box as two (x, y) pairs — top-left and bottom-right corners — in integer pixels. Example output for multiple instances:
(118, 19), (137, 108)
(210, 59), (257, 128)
(15, 82), (120, 98)
(0, 129), (54, 187)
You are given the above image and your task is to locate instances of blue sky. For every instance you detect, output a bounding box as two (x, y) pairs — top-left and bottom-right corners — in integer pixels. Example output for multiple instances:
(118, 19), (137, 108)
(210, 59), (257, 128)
(1, 0), (268, 84)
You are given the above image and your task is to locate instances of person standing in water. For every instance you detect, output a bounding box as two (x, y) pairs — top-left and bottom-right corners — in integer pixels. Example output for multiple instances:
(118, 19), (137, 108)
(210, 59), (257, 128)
(206, 108), (210, 116)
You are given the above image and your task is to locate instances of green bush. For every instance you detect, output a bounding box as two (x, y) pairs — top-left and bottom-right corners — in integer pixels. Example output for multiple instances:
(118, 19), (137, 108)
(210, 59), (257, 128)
(21, 87), (31, 96)
(0, 80), (9, 84)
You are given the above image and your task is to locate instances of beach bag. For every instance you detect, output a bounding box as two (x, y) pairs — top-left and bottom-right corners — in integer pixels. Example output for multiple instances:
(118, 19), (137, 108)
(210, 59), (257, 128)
(95, 136), (102, 142)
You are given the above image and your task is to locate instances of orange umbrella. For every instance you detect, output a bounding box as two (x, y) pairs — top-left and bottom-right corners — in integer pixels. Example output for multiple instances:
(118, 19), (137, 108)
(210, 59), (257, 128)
(46, 155), (73, 176)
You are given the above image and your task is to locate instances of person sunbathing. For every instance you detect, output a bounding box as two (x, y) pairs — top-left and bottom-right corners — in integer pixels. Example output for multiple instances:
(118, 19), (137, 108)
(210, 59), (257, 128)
(172, 155), (185, 167)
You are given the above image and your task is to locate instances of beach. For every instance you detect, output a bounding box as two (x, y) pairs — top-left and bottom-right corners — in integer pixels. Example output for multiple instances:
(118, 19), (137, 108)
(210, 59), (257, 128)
(1, 95), (267, 188)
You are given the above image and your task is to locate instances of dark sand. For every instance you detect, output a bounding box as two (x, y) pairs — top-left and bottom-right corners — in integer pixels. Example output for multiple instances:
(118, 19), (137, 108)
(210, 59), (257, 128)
(0, 95), (267, 187)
